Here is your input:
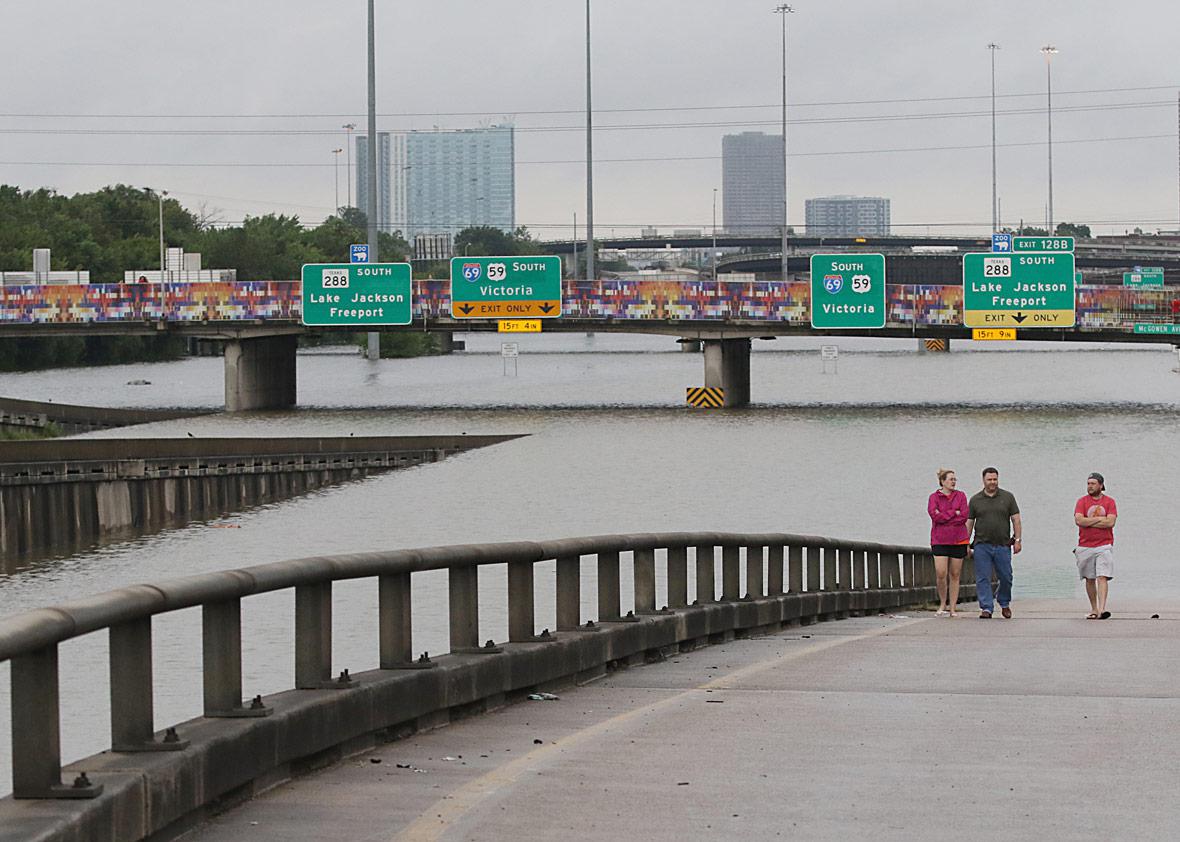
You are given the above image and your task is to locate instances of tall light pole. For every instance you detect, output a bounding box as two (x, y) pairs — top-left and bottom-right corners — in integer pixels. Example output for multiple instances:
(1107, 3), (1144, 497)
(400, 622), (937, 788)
(365, 0), (380, 361)
(342, 123), (357, 208)
(712, 187), (718, 281)
(774, 4), (794, 281)
(331, 148), (343, 214)
(988, 43), (1000, 233)
(1041, 45), (1058, 234)
(584, 0), (595, 282)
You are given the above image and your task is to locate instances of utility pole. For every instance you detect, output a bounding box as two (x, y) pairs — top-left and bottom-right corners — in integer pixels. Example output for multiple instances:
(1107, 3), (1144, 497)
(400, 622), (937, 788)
(988, 43), (1000, 233)
(366, 0), (380, 361)
(585, 0), (595, 282)
(774, 5), (794, 281)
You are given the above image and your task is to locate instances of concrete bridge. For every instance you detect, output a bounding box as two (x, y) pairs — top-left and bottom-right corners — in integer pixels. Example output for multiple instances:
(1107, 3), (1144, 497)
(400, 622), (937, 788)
(1, 279), (1177, 410)
(2, 534), (1175, 840)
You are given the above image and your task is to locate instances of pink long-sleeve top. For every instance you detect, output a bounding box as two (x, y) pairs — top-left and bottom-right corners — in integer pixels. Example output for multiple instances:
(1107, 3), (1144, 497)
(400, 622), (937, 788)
(927, 489), (969, 545)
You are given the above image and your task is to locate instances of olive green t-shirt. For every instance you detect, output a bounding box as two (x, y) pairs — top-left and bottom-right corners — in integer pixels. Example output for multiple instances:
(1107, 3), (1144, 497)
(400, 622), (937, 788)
(968, 488), (1020, 545)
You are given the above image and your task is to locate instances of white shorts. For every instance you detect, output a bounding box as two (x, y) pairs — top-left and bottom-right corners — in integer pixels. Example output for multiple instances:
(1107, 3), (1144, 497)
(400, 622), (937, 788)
(1074, 545), (1114, 580)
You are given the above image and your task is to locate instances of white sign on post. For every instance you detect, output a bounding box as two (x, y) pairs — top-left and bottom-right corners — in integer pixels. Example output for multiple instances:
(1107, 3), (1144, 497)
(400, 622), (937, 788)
(820, 344), (839, 374)
(501, 342), (519, 358)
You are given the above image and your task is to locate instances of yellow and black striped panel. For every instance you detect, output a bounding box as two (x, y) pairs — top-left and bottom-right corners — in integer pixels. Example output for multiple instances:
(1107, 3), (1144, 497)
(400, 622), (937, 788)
(924, 339), (948, 353)
(686, 387), (725, 408)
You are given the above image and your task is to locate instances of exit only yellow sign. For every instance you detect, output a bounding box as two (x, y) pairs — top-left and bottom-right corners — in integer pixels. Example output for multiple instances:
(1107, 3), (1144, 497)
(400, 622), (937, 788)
(498, 320), (542, 333)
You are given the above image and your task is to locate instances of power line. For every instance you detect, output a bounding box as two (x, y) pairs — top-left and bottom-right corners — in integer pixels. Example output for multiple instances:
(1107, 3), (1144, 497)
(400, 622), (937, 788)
(1, 84), (1176, 120)
(0, 100), (1172, 137)
(2, 132), (1172, 170)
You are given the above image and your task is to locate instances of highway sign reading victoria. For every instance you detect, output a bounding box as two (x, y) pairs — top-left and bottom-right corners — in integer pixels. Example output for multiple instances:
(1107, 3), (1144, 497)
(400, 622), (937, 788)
(449, 256), (562, 319)
(962, 252), (1076, 328)
(300, 263), (413, 326)
(809, 253), (886, 329)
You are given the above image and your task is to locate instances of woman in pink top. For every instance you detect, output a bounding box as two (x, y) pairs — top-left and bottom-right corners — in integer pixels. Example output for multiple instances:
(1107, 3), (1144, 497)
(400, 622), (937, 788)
(927, 468), (970, 617)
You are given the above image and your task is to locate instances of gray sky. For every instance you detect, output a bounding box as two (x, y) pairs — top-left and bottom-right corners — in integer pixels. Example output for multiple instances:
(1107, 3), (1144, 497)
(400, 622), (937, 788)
(2, 1), (1178, 237)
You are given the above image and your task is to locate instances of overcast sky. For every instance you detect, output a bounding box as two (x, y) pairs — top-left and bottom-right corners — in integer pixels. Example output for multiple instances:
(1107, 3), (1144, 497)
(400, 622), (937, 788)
(2, 1), (1178, 237)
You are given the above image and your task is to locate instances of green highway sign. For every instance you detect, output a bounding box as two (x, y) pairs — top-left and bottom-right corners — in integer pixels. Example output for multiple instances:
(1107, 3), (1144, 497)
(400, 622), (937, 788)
(1014, 236), (1074, 252)
(300, 263), (413, 326)
(962, 252), (1076, 328)
(1133, 323), (1180, 335)
(1123, 268), (1165, 288)
(809, 253), (886, 329)
(450, 255), (563, 319)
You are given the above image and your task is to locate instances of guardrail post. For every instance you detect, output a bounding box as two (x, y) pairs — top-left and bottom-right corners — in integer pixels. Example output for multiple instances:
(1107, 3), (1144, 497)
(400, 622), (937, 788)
(379, 573), (413, 667)
(867, 551), (881, 589)
(10, 645), (103, 799)
(111, 617), (187, 751)
(296, 582), (333, 688)
(695, 544), (716, 603)
(788, 545), (804, 592)
(806, 545), (820, 592)
(556, 555), (580, 630)
(767, 545), (784, 594)
(745, 544), (765, 597)
(837, 548), (852, 590)
(598, 550), (621, 621)
(204, 598), (270, 716)
(722, 545), (741, 600)
(667, 545), (688, 608)
(508, 560), (535, 641)
(634, 547), (657, 614)
(449, 565), (480, 650)
(823, 546), (837, 591)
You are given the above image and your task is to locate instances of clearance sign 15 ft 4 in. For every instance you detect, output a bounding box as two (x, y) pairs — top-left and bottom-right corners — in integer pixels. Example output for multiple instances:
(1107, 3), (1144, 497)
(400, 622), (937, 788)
(962, 252), (1076, 328)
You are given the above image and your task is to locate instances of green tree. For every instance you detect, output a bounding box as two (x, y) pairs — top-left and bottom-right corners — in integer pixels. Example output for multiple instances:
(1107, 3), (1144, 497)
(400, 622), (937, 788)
(1055, 222), (1091, 238)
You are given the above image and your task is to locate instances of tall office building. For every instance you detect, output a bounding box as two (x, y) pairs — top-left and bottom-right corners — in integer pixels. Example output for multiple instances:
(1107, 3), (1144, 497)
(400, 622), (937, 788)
(395, 125), (515, 240)
(355, 133), (392, 232)
(805, 196), (891, 237)
(722, 132), (784, 236)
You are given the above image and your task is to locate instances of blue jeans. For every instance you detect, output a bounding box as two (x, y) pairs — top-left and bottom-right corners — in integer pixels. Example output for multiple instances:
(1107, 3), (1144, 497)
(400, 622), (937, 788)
(974, 543), (1013, 612)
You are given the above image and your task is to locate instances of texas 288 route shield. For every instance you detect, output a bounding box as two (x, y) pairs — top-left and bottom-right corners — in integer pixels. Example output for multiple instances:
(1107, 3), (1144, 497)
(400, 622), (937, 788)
(449, 256), (563, 319)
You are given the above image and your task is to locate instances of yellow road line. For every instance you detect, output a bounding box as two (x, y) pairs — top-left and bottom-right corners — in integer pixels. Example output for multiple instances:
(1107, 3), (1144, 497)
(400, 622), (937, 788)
(394, 615), (928, 841)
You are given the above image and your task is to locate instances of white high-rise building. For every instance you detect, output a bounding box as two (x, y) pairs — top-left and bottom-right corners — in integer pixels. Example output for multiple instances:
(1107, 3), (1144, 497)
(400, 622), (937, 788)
(722, 132), (784, 236)
(395, 125), (515, 240)
(805, 196), (891, 237)
(355, 133), (392, 232)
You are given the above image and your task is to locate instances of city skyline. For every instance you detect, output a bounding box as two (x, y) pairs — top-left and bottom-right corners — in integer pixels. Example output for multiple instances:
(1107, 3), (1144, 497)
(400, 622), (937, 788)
(1, 1), (1178, 237)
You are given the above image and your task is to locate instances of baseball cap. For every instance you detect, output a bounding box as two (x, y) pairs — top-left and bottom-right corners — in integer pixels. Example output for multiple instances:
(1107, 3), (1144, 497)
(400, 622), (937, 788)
(1087, 472), (1105, 490)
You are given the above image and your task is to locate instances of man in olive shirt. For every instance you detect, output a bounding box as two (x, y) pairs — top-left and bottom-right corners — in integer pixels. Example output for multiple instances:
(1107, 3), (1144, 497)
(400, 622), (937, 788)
(964, 467), (1022, 619)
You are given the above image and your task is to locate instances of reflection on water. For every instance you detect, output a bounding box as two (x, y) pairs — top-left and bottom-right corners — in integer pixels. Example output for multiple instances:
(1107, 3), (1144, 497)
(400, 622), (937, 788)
(0, 335), (1178, 793)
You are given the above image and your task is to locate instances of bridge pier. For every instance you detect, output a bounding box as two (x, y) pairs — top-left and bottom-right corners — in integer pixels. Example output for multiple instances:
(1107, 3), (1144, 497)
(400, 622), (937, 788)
(224, 335), (297, 412)
(704, 338), (751, 408)
(435, 331), (457, 354)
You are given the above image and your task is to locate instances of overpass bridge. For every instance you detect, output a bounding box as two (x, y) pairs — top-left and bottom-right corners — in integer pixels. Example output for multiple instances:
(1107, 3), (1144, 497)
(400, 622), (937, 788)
(1, 534), (1176, 840)
(1, 279), (1177, 409)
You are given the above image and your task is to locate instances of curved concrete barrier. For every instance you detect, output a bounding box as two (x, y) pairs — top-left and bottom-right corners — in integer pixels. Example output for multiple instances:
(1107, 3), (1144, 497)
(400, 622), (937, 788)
(0, 532), (960, 842)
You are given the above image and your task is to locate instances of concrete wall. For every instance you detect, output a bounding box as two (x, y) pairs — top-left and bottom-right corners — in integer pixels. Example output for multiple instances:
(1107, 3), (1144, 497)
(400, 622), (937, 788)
(0, 583), (944, 842)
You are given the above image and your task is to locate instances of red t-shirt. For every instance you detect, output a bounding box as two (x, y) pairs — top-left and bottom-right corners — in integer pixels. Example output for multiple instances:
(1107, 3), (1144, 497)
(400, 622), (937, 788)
(1075, 493), (1117, 547)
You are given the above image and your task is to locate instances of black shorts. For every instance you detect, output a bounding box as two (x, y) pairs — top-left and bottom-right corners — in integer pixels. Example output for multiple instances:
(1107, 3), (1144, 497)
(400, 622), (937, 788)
(931, 544), (969, 559)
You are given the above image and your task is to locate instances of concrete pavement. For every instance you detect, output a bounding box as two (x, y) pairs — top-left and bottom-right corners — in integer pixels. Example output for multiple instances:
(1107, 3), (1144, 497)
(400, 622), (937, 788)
(183, 599), (1180, 841)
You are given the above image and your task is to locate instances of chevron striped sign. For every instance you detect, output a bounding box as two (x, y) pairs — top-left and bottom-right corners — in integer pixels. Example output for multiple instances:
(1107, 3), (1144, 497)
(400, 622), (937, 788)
(686, 387), (725, 408)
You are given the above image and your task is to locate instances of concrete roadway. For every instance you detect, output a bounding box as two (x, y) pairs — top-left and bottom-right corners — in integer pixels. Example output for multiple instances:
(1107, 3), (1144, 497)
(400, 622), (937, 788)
(184, 599), (1180, 841)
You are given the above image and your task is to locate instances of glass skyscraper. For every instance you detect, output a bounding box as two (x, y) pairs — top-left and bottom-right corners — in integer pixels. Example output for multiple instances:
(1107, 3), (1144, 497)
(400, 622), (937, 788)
(722, 132), (784, 236)
(355, 133), (392, 232)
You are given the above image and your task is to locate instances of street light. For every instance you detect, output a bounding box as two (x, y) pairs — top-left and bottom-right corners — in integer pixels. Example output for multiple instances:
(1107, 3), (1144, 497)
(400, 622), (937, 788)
(988, 43), (1000, 233)
(712, 187), (718, 281)
(144, 187), (168, 312)
(342, 123), (357, 208)
(331, 148), (343, 214)
(1041, 45), (1058, 233)
(364, 0), (379, 361)
(585, 0), (595, 282)
(774, 4), (794, 281)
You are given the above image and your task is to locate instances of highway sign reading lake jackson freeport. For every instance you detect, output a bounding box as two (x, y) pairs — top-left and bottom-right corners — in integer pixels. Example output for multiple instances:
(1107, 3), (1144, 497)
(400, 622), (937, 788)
(962, 252), (1076, 328)
(301, 263), (413, 326)
(450, 256), (562, 319)
(809, 253), (886, 329)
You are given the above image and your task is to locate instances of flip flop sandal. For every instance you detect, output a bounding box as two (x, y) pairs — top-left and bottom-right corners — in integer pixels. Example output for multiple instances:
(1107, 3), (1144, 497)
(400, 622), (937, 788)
(1086, 613), (1098, 619)
(1099, 611), (1112, 620)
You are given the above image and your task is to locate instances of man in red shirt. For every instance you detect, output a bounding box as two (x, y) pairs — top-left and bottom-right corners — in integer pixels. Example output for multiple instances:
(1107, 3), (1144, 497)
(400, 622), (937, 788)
(1074, 472), (1117, 619)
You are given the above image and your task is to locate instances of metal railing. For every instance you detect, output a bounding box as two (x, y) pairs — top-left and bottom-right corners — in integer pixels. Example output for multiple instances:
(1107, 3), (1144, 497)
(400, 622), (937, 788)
(0, 531), (940, 800)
